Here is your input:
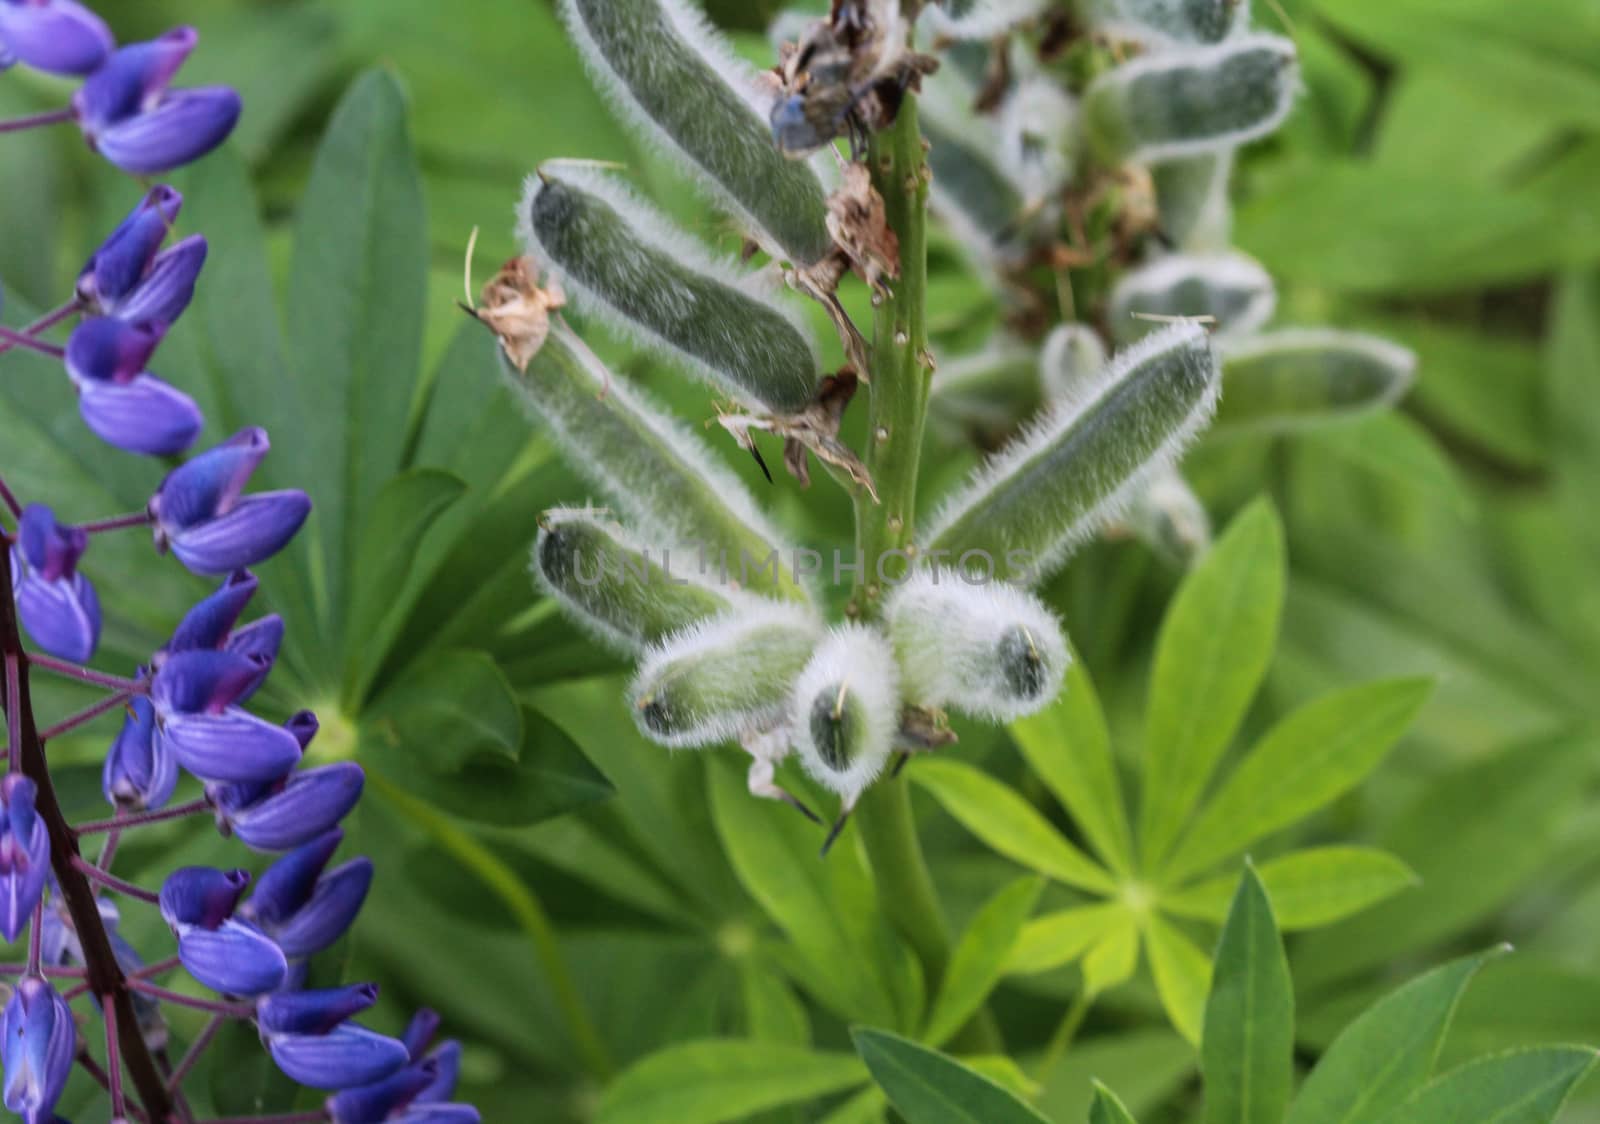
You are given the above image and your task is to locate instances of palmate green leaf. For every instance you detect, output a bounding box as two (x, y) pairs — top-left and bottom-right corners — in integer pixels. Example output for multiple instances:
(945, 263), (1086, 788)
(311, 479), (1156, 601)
(1090, 1080), (1140, 1124)
(1008, 904), (1126, 976)
(1165, 847), (1418, 931)
(342, 468), (467, 704)
(1147, 915), (1211, 1045)
(853, 1029), (1052, 1124)
(1287, 948), (1504, 1124)
(1010, 656), (1135, 877)
(1373, 1048), (1598, 1124)
(1163, 677), (1432, 883)
(596, 1039), (866, 1124)
(911, 758), (1116, 894)
(1140, 498), (1285, 867)
(1082, 910), (1140, 996)
(707, 760), (919, 1031)
(286, 70), (428, 657)
(364, 649), (521, 770)
(1201, 867), (1293, 1124)
(924, 877), (1043, 1046)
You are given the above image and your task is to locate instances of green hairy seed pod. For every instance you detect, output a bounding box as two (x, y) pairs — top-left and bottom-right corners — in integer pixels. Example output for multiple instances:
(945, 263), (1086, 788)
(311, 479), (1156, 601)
(884, 569), (1069, 722)
(534, 507), (742, 653)
(998, 77), (1079, 203)
(503, 326), (809, 601)
(922, 78), (1032, 271)
(927, 322), (1221, 585)
(923, 0), (1050, 42)
(560, 0), (833, 265)
(1084, 34), (1299, 165)
(1084, 0), (1249, 45)
(522, 168), (819, 414)
(628, 604), (821, 748)
(1152, 154), (1235, 250)
(1109, 252), (1276, 345)
(1214, 329), (1419, 433)
(1123, 466), (1212, 567)
(791, 625), (900, 809)
(1039, 324), (1109, 403)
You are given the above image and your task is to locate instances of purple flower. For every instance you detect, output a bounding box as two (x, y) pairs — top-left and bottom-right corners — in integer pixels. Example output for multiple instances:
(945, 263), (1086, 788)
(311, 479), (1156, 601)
(0, 0), (113, 76)
(257, 984), (379, 1036)
(103, 694), (177, 811)
(72, 27), (241, 175)
(0, 775), (49, 942)
(218, 763), (365, 853)
(9, 504), (100, 662)
(64, 316), (201, 456)
(263, 1021), (411, 1091)
(77, 185), (181, 311)
(160, 571), (283, 702)
(327, 1060), (439, 1124)
(242, 831), (373, 960)
(150, 428), (311, 574)
(150, 649), (303, 785)
(0, 977), (74, 1123)
(160, 866), (286, 996)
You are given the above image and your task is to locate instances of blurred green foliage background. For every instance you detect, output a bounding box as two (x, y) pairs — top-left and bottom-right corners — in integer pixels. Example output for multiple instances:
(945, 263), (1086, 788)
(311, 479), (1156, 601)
(5, 0), (1600, 1121)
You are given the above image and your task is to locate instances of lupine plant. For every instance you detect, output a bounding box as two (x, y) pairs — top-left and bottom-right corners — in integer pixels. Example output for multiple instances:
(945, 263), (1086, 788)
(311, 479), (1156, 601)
(0, 9), (477, 1123)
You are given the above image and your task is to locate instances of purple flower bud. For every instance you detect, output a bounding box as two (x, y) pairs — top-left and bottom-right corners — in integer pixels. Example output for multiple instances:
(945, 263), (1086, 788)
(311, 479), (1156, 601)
(10, 506), (100, 663)
(0, 775), (50, 942)
(286, 710), (320, 749)
(0, 0), (113, 75)
(103, 695), (177, 811)
(66, 316), (164, 386)
(327, 1060), (437, 1124)
(225, 764), (365, 852)
(72, 27), (241, 175)
(266, 1022), (411, 1091)
(401, 1008), (441, 1060)
(392, 1104), (481, 1124)
(243, 829), (342, 927)
(151, 428), (311, 574)
(159, 866), (249, 930)
(257, 983), (379, 1036)
(78, 186), (183, 312)
(176, 917), (286, 996)
(0, 977), (74, 1122)
(226, 615), (283, 700)
(154, 649), (267, 714)
(165, 571), (257, 655)
(115, 234), (207, 326)
(268, 857), (373, 959)
(414, 1040), (462, 1105)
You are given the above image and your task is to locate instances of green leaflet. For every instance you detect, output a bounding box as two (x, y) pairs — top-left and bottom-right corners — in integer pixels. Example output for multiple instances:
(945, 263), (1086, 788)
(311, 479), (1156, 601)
(501, 325), (807, 601)
(928, 323), (1220, 587)
(854, 1029), (1053, 1124)
(523, 167), (819, 413)
(1201, 867), (1294, 1124)
(1085, 35), (1299, 164)
(1215, 329), (1419, 433)
(1164, 846), (1418, 931)
(559, 0), (833, 265)
(1372, 1048), (1598, 1124)
(595, 1039), (866, 1124)
(533, 507), (739, 654)
(627, 603), (819, 748)
(923, 877), (1043, 1047)
(1090, 1081), (1142, 1124)
(1286, 949), (1505, 1124)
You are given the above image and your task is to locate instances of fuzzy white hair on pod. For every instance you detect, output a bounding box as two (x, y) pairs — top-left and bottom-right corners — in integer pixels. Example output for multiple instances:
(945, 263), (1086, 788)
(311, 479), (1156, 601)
(885, 569), (1070, 722)
(506, 326), (804, 584)
(920, 0), (1049, 40)
(627, 601), (822, 750)
(997, 77), (1078, 203)
(791, 624), (901, 809)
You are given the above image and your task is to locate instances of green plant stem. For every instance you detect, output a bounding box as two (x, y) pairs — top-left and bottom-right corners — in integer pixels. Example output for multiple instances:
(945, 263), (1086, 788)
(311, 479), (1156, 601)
(370, 773), (614, 1081)
(1034, 987), (1094, 1083)
(848, 97), (1001, 1053)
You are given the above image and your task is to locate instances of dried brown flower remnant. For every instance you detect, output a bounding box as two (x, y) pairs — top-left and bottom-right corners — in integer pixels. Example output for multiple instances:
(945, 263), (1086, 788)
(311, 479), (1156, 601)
(467, 253), (566, 373)
(827, 163), (900, 296)
(718, 370), (879, 502)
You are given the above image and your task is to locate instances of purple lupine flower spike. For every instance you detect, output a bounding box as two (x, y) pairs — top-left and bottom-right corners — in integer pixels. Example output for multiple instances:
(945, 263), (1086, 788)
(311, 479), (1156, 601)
(10, 504), (100, 662)
(269, 857), (373, 959)
(72, 27), (241, 175)
(257, 984), (380, 1036)
(220, 763), (365, 852)
(391, 1104), (482, 1124)
(262, 1021), (411, 1091)
(242, 829), (343, 926)
(401, 1009), (442, 1060)
(150, 647), (302, 784)
(158, 866), (250, 930)
(415, 1039), (462, 1103)
(64, 316), (201, 456)
(326, 1060), (439, 1124)
(1, 977), (75, 1123)
(0, 0), (113, 76)
(77, 185), (183, 312)
(103, 694), (178, 811)
(150, 428), (312, 574)
(163, 570), (258, 656)
(0, 775), (50, 942)
(115, 233), (207, 325)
